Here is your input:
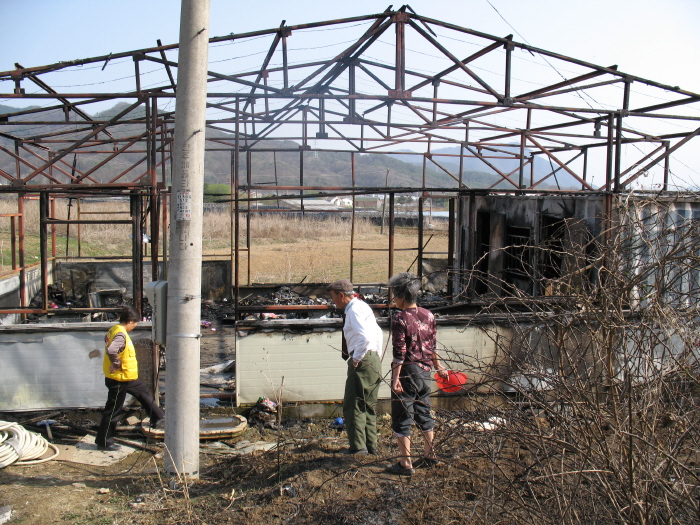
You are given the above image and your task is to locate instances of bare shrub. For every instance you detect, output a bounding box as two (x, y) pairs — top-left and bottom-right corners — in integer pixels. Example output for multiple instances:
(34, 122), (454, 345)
(434, 194), (700, 524)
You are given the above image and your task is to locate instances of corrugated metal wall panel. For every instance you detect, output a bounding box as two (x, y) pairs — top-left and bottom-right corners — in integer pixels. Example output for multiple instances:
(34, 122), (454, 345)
(0, 324), (153, 411)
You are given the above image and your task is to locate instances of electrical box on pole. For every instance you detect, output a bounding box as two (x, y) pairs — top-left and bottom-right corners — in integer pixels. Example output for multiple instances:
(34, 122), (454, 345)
(145, 281), (168, 345)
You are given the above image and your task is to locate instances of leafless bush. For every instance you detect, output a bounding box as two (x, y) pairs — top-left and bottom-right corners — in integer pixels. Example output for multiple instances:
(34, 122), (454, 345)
(436, 194), (700, 524)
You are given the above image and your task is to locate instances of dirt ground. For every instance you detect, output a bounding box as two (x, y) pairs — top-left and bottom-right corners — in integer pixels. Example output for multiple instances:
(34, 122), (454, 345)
(0, 409), (486, 525)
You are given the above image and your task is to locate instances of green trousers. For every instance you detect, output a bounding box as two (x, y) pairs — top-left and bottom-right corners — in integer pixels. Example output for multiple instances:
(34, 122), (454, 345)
(343, 351), (382, 451)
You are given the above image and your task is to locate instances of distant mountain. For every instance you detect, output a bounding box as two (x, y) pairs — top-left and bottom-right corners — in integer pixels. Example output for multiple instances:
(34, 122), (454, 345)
(0, 103), (500, 189)
(388, 144), (582, 190)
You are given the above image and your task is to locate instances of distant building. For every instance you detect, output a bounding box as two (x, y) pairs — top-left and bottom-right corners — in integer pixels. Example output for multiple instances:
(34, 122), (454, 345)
(328, 196), (353, 207)
(355, 195), (381, 209)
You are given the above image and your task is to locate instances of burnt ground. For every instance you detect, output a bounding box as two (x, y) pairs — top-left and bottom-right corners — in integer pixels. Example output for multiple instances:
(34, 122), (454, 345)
(0, 411), (492, 525)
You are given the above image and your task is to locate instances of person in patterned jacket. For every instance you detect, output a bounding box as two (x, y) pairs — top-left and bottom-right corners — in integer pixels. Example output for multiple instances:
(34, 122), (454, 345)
(387, 272), (449, 475)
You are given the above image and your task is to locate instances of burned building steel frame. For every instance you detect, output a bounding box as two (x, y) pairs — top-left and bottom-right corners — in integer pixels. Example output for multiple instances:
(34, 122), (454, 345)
(0, 5), (699, 318)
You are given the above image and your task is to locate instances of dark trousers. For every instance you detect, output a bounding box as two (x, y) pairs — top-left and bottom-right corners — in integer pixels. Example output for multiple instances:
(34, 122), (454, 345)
(391, 363), (433, 437)
(343, 351), (381, 451)
(96, 377), (164, 447)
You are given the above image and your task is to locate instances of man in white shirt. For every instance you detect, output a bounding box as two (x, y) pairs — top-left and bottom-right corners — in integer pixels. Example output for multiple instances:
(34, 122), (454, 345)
(327, 279), (383, 455)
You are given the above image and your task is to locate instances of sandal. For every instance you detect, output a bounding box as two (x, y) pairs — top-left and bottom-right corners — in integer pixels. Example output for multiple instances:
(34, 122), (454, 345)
(387, 462), (415, 476)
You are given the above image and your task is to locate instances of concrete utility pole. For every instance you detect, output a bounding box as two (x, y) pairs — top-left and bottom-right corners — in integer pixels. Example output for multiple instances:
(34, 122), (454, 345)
(164, 0), (210, 478)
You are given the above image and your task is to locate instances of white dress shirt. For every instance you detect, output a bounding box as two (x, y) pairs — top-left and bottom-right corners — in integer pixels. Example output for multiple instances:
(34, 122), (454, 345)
(343, 297), (383, 362)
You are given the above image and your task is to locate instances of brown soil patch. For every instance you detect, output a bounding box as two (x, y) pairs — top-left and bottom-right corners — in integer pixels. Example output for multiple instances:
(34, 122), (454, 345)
(0, 411), (487, 525)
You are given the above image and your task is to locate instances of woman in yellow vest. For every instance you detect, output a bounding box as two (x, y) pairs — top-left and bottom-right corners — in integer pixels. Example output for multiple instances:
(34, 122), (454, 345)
(95, 306), (165, 451)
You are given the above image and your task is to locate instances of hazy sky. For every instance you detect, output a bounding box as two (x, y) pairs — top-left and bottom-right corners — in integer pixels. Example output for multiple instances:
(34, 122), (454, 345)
(1, 0), (699, 186)
(2, 0), (698, 90)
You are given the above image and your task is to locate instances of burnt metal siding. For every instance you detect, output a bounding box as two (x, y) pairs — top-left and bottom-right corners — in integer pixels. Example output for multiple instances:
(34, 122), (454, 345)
(0, 265), (45, 325)
(625, 198), (700, 310)
(0, 324), (153, 411)
(55, 261), (159, 298)
(56, 260), (230, 301)
(455, 194), (605, 298)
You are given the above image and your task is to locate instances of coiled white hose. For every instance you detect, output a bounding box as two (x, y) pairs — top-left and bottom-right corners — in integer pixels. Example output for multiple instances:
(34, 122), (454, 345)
(0, 421), (59, 468)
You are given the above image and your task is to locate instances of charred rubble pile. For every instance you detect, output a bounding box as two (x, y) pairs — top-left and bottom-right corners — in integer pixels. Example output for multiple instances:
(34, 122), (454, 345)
(199, 286), (452, 323)
(20, 282), (452, 325)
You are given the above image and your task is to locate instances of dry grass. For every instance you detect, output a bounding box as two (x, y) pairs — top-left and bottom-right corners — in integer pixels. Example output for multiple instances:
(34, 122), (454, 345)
(0, 197), (447, 282)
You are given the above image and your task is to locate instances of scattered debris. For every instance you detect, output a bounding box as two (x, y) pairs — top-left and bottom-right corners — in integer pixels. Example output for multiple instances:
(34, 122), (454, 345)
(248, 398), (278, 430)
(330, 416), (345, 430)
(456, 416), (507, 432)
(279, 483), (297, 497)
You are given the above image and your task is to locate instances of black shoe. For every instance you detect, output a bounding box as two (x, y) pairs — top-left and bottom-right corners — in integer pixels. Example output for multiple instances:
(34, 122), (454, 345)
(152, 418), (165, 430)
(387, 462), (414, 476)
(340, 447), (368, 455)
(97, 444), (122, 452)
(367, 448), (378, 455)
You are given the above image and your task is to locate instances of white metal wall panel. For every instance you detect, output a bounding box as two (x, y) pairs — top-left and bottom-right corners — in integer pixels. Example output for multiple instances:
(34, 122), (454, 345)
(0, 324), (152, 411)
(436, 324), (505, 386)
(236, 329), (391, 405)
(236, 324), (502, 404)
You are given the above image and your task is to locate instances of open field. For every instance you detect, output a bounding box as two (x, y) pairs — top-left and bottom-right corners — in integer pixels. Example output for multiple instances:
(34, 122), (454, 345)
(0, 198), (449, 283)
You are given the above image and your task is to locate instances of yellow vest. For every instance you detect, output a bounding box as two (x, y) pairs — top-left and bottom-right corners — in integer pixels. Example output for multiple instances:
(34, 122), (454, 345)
(103, 324), (139, 381)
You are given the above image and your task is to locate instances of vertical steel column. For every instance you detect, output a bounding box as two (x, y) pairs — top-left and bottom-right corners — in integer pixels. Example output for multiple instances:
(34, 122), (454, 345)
(131, 190), (143, 314)
(432, 80), (439, 123)
(614, 80), (631, 192)
(605, 114), (614, 190)
(386, 103), (392, 139)
(39, 192), (48, 311)
(162, 192), (168, 280)
(134, 55), (142, 92)
(663, 141), (670, 191)
(582, 147), (589, 190)
(388, 192), (395, 281)
(394, 13), (406, 94)
(613, 112), (623, 192)
(519, 108), (531, 190)
(146, 97), (152, 187)
(418, 198), (423, 278)
(229, 149), (235, 300)
(262, 71), (270, 115)
(149, 98), (159, 278)
(151, 193), (161, 281)
(234, 98), (240, 310)
(50, 197), (56, 260)
(282, 26), (289, 90)
(349, 64), (356, 119)
(468, 191), (476, 299)
(299, 149), (305, 216)
(77, 198), (82, 257)
(461, 121), (469, 187)
(447, 198), (455, 296)
(504, 37), (513, 101)
(350, 152), (356, 282)
(10, 216), (16, 270)
(246, 150), (252, 284)
(18, 195), (26, 308)
(318, 96), (326, 137)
